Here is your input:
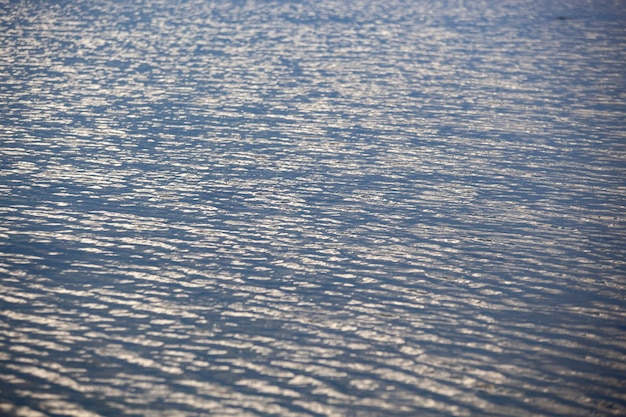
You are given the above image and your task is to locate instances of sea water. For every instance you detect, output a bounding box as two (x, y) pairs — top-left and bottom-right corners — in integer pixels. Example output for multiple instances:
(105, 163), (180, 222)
(1, 0), (625, 415)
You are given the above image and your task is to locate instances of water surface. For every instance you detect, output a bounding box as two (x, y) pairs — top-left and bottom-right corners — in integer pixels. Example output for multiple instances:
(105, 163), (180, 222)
(1, 0), (626, 415)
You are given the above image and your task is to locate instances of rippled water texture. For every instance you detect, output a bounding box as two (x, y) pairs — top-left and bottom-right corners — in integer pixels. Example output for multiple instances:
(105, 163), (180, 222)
(1, 0), (626, 415)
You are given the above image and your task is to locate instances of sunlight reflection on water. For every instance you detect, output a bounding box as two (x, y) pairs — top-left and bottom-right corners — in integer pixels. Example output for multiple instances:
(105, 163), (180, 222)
(1, 0), (626, 415)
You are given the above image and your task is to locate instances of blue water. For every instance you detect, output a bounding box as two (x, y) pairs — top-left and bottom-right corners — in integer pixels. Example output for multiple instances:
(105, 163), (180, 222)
(1, 0), (626, 415)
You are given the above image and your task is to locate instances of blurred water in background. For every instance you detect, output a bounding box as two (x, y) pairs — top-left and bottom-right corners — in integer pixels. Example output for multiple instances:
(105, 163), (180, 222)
(1, 0), (625, 415)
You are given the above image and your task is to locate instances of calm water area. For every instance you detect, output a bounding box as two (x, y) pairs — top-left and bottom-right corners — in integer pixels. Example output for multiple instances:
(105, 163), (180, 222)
(1, 0), (626, 415)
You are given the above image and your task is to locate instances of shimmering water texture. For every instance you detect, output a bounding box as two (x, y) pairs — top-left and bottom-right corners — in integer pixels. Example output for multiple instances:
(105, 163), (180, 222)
(1, 0), (626, 415)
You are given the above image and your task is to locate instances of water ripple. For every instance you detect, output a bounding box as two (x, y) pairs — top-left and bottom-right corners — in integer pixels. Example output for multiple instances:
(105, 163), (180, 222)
(2, 0), (626, 415)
